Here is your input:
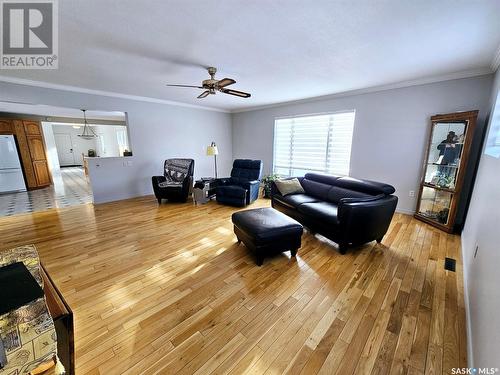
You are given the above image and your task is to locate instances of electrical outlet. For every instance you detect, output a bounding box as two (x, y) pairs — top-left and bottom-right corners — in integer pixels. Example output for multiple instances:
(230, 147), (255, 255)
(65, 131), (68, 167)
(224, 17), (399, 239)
(409, 190), (415, 197)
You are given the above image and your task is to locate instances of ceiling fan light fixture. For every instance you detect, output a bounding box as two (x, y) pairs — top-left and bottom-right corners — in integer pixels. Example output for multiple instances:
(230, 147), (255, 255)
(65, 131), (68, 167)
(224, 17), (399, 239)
(166, 67), (251, 99)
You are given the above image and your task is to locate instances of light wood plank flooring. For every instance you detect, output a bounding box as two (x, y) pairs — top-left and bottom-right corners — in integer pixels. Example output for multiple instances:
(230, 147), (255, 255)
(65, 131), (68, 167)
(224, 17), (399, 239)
(0, 197), (466, 374)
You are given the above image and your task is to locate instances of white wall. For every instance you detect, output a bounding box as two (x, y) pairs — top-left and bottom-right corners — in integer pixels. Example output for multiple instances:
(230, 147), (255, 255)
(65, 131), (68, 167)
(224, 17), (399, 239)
(461, 69), (500, 367)
(232, 75), (493, 213)
(41, 122), (61, 177)
(0, 81), (233, 203)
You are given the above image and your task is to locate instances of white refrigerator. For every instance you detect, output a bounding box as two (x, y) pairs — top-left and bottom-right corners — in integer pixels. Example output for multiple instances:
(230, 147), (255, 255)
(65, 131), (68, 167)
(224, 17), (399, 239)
(0, 135), (27, 193)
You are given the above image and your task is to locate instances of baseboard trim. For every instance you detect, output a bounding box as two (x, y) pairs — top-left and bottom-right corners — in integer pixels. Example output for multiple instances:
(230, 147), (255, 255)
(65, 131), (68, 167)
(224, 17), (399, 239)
(396, 208), (415, 215)
(460, 236), (474, 367)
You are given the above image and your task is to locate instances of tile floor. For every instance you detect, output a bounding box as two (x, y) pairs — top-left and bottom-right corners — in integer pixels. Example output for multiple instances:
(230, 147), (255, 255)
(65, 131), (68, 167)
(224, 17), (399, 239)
(0, 167), (93, 216)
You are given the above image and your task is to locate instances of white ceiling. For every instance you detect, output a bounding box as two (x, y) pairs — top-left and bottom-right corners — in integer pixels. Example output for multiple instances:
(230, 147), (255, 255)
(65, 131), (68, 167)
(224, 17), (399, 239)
(1, 0), (499, 112)
(0, 102), (125, 120)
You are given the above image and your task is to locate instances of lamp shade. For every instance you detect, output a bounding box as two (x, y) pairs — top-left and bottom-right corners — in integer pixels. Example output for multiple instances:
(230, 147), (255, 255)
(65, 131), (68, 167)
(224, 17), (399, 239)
(206, 144), (219, 156)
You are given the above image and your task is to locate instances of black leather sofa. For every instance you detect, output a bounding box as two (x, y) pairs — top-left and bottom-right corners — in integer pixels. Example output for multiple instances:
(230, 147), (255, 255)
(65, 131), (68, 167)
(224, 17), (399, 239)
(271, 173), (398, 254)
(216, 159), (263, 207)
(152, 158), (194, 203)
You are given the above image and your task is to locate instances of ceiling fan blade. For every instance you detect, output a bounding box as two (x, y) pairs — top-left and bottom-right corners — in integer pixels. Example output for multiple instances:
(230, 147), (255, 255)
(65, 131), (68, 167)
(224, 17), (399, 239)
(220, 88), (251, 98)
(217, 78), (236, 88)
(197, 90), (210, 99)
(166, 84), (204, 89)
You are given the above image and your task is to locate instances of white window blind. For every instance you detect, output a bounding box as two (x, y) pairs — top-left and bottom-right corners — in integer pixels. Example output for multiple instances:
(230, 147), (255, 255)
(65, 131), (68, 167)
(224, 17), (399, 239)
(273, 111), (355, 177)
(116, 129), (128, 155)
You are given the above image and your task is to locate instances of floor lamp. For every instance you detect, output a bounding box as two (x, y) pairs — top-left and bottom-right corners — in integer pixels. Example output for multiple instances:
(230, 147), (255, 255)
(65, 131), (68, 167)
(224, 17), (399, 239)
(206, 142), (219, 178)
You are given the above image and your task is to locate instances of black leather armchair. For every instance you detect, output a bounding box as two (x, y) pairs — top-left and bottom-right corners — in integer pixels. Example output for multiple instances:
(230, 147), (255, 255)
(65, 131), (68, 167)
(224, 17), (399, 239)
(152, 158), (194, 203)
(216, 159), (263, 207)
(271, 173), (398, 254)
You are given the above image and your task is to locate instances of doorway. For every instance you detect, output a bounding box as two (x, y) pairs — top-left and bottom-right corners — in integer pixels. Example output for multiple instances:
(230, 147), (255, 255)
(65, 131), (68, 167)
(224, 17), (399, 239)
(54, 133), (76, 166)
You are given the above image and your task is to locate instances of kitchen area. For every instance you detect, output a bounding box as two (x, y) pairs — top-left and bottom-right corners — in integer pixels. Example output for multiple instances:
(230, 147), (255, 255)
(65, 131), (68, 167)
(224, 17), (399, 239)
(0, 104), (130, 216)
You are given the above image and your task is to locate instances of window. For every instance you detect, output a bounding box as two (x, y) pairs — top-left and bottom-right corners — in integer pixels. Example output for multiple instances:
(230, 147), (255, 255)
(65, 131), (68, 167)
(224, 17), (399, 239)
(116, 128), (129, 155)
(273, 111), (355, 177)
(485, 91), (500, 158)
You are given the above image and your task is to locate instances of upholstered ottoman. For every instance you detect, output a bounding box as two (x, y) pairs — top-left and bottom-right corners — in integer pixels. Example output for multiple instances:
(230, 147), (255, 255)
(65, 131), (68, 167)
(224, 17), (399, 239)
(231, 208), (303, 266)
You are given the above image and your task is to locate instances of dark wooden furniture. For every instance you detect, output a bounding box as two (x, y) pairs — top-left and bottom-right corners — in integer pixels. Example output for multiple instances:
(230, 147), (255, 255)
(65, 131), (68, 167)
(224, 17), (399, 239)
(41, 265), (75, 375)
(415, 110), (478, 233)
(0, 118), (52, 189)
(231, 207), (303, 266)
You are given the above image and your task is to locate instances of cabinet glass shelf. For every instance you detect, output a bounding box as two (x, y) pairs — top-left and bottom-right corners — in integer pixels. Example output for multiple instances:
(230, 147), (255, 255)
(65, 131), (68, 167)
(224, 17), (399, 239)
(417, 186), (453, 225)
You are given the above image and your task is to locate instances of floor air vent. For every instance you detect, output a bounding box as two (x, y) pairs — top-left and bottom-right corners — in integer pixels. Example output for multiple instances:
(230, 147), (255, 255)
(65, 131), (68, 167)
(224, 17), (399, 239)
(444, 257), (456, 272)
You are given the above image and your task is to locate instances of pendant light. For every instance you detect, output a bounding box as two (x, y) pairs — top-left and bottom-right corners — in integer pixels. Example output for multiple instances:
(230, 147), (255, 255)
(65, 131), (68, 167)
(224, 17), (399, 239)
(77, 109), (98, 140)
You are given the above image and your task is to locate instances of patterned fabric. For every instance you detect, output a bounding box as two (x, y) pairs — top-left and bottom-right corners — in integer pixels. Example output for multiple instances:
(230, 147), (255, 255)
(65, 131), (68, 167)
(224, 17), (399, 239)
(0, 245), (58, 375)
(158, 159), (192, 188)
(158, 180), (183, 188)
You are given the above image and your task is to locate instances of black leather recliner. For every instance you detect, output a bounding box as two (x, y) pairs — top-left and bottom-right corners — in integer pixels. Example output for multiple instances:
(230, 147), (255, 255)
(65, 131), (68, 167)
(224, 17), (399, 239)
(152, 158), (194, 203)
(216, 159), (263, 207)
(271, 173), (398, 254)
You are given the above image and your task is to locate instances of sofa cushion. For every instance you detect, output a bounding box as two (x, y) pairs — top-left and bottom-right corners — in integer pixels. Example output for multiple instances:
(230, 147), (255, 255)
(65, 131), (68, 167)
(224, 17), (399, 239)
(297, 201), (339, 225)
(326, 186), (371, 204)
(274, 194), (319, 208)
(158, 180), (183, 188)
(300, 179), (332, 200)
(335, 176), (395, 195)
(274, 178), (305, 196)
(217, 185), (247, 198)
(304, 173), (341, 185)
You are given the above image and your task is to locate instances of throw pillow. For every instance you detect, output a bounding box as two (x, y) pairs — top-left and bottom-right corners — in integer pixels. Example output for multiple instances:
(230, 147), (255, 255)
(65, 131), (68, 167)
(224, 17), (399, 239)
(275, 178), (305, 196)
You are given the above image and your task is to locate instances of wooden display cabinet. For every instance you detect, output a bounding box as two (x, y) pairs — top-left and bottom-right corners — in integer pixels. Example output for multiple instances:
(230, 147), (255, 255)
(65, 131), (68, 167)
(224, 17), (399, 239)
(415, 110), (478, 232)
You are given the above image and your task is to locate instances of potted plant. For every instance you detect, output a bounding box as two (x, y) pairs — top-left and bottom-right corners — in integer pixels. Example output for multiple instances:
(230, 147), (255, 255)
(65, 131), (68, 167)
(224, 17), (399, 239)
(262, 174), (280, 198)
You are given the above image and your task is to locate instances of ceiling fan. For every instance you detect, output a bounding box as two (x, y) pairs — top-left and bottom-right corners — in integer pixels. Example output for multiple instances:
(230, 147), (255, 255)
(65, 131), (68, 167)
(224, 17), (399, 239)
(166, 67), (251, 99)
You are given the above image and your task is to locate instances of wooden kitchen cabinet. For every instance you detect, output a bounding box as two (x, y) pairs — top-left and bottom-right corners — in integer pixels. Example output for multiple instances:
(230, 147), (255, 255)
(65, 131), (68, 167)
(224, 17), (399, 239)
(0, 119), (14, 133)
(33, 160), (52, 186)
(24, 121), (42, 135)
(0, 118), (52, 189)
(27, 136), (47, 161)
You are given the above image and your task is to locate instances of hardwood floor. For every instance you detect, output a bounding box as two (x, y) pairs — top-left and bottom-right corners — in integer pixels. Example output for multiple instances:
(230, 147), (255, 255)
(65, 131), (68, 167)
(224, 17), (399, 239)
(0, 196), (466, 375)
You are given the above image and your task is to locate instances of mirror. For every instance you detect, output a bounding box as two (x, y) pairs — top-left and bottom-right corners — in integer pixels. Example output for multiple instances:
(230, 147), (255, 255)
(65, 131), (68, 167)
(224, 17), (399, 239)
(424, 121), (467, 190)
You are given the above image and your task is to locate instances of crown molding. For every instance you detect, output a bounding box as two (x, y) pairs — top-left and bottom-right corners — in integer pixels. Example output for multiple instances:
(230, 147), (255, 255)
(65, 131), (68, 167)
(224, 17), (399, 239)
(491, 45), (500, 72)
(0, 67), (494, 115)
(230, 68), (494, 114)
(0, 75), (230, 113)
